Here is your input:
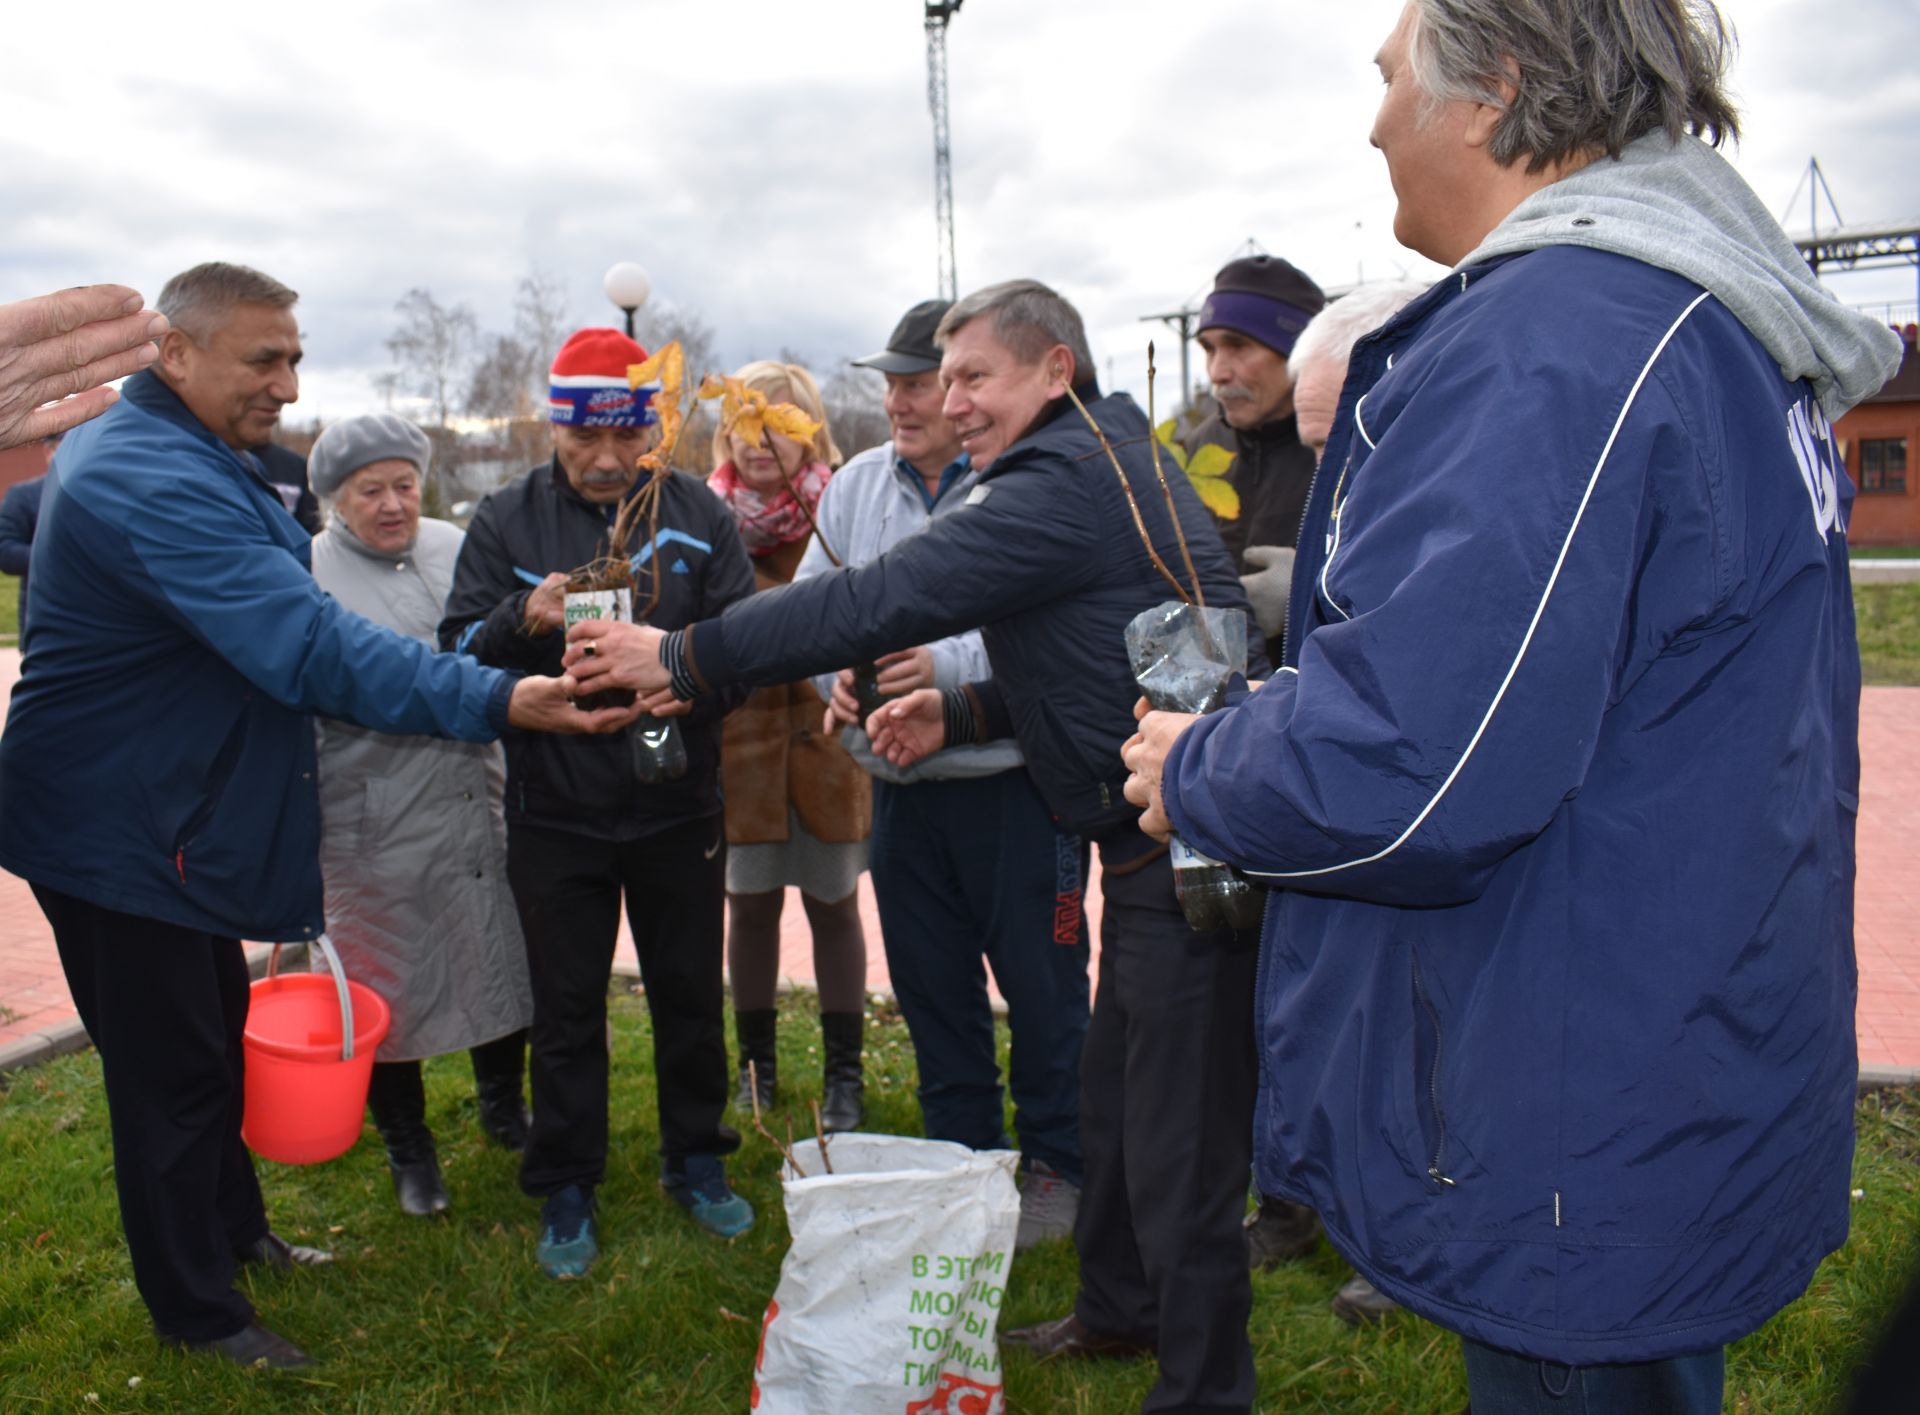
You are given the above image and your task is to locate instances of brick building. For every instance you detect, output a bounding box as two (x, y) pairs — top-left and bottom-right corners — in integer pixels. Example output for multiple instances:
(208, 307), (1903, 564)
(1838, 323), (1919, 547)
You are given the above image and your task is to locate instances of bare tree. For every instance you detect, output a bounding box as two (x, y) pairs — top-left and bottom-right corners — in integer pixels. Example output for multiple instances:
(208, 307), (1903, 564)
(823, 360), (890, 461)
(386, 288), (478, 433)
(638, 301), (720, 383)
(513, 271), (569, 393)
(467, 333), (538, 420)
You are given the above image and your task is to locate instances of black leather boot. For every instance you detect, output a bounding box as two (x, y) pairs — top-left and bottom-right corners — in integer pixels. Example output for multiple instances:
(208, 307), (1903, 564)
(368, 1061), (449, 1218)
(470, 1030), (531, 1150)
(735, 1008), (778, 1114)
(819, 1011), (864, 1133)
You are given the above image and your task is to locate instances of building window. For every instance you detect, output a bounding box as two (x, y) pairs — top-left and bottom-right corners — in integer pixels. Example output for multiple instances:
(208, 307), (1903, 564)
(1861, 437), (1908, 494)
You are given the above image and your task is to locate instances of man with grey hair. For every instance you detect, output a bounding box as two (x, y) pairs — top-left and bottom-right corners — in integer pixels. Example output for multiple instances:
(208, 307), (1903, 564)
(0, 261), (631, 1369)
(566, 278), (1270, 1413)
(1125, 3), (1900, 1410)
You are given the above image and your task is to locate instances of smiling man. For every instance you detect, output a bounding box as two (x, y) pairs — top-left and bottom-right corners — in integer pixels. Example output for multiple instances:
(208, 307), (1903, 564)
(0, 262), (619, 1371)
(1123, 3), (1903, 1411)
(565, 279), (1267, 1414)
(793, 299), (1093, 1251)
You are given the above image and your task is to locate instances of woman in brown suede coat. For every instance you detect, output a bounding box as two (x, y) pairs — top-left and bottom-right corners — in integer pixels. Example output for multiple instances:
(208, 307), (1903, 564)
(709, 362), (871, 1131)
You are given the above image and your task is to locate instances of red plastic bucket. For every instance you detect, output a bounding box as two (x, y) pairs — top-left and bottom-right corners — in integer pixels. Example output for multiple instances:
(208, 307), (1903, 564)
(242, 938), (391, 1165)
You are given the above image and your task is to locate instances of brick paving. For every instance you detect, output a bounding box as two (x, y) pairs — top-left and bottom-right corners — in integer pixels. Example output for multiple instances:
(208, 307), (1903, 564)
(0, 648), (1909, 1079)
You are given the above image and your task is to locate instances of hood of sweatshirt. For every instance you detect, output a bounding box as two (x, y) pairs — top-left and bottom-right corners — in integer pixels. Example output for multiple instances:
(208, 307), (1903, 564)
(1458, 134), (1904, 420)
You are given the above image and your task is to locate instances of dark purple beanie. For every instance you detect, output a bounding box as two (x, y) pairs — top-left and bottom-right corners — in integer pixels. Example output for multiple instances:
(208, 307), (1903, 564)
(1197, 255), (1327, 356)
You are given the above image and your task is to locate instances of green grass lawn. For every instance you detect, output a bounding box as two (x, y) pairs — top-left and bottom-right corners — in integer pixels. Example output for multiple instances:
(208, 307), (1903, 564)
(1, 992), (1914, 1413)
(1856, 582), (1920, 686)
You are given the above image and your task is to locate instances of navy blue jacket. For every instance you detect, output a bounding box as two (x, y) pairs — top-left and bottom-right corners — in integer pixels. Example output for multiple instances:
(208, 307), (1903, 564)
(0, 372), (515, 942)
(1163, 249), (1860, 1362)
(683, 389), (1265, 845)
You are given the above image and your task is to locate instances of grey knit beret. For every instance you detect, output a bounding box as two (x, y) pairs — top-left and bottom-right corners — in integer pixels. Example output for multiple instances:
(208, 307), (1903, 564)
(307, 413), (433, 499)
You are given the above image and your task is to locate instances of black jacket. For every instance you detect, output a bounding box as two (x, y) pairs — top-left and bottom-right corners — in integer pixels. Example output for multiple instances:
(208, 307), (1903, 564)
(254, 442), (322, 535)
(683, 389), (1265, 848)
(1181, 409), (1318, 568)
(440, 461), (756, 839)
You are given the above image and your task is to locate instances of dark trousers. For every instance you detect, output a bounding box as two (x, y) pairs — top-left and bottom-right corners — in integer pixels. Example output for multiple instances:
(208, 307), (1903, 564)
(871, 772), (1091, 1181)
(1071, 851), (1257, 1415)
(33, 885), (266, 1342)
(366, 1029), (526, 1143)
(1462, 1338), (1726, 1413)
(508, 816), (736, 1197)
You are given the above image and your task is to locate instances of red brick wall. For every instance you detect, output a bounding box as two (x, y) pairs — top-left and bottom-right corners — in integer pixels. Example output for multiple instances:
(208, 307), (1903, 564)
(1837, 327), (1919, 547)
(0, 442), (53, 494)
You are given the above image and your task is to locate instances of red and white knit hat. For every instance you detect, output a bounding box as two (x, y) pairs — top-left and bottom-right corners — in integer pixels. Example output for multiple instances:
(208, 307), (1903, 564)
(548, 327), (659, 427)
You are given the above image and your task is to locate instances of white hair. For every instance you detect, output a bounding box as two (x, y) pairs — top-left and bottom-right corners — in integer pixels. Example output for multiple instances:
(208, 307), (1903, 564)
(1288, 280), (1431, 383)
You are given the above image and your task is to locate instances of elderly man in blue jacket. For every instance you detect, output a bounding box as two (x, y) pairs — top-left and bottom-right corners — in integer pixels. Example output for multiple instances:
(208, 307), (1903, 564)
(1124, 4), (1901, 1412)
(566, 279), (1269, 1414)
(0, 261), (631, 1371)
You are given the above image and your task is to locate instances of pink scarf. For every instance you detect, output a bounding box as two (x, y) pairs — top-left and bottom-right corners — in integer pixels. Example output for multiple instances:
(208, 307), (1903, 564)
(709, 459), (832, 555)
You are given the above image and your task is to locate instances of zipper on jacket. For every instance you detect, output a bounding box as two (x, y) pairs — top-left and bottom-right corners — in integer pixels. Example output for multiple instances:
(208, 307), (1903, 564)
(1410, 952), (1456, 1188)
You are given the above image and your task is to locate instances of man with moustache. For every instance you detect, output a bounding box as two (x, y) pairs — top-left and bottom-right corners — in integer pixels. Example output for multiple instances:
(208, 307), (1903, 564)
(440, 327), (759, 1279)
(1182, 255), (1326, 668)
(794, 299), (1091, 1250)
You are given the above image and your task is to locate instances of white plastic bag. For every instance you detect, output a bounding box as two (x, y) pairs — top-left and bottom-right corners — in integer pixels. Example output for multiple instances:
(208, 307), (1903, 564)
(751, 1135), (1020, 1415)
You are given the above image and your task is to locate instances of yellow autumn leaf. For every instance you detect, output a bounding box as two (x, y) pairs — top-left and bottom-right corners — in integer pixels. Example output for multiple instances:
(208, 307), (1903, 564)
(1186, 442), (1236, 480)
(762, 403), (822, 446)
(1153, 418), (1191, 474)
(1190, 474), (1241, 520)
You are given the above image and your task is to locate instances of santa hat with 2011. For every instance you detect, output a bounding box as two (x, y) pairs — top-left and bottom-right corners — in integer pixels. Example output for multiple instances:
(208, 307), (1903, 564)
(548, 327), (660, 427)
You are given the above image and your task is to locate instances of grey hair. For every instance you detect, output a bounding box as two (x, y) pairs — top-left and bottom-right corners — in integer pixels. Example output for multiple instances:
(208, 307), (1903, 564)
(935, 279), (1096, 384)
(1289, 280), (1430, 383)
(156, 262), (298, 343)
(1408, 0), (1740, 174)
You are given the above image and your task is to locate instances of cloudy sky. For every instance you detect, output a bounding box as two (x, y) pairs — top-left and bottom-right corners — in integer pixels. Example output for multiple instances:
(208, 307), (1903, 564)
(5, 0), (1916, 425)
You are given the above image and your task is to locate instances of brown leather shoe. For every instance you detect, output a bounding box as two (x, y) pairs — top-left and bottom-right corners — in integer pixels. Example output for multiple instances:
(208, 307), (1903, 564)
(1000, 1313), (1153, 1361)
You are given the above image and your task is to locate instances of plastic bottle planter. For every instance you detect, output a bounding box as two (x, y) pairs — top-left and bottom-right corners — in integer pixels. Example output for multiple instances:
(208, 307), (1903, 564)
(850, 662), (890, 722)
(630, 715), (688, 783)
(1124, 600), (1267, 934)
(564, 587), (637, 711)
(1168, 837), (1265, 932)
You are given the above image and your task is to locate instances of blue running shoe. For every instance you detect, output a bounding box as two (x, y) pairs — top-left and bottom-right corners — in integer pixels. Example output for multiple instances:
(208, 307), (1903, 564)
(661, 1154), (754, 1238)
(537, 1185), (598, 1279)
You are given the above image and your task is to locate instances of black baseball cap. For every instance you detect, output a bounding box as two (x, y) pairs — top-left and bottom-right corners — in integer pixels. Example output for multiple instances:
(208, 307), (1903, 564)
(851, 299), (953, 374)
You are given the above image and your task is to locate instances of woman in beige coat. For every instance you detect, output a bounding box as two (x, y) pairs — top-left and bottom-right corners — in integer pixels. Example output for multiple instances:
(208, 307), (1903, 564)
(307, 414), (533, 1216)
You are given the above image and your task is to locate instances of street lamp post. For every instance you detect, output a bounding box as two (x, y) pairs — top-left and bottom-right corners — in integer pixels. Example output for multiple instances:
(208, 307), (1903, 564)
(602, 261), (652, 338)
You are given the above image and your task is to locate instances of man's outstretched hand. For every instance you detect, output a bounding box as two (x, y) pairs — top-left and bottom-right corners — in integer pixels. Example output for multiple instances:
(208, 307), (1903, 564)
(0, 286), (170, 451)
(562, 619), (672, 694)
(866, 688), (945, 768)
(508, 675), (642, 734)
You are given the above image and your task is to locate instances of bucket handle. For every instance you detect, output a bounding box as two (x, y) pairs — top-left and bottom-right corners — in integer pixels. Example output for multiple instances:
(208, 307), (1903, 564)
(267, 934), (358, 1062)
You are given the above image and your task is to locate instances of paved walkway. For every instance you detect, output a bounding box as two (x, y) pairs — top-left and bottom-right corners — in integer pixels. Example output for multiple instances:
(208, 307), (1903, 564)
(0, 647), (1910, 1081)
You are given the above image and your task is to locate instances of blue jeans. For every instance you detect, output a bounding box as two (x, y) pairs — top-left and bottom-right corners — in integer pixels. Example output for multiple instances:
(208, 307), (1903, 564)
(1462, 1337), (1725, 1414)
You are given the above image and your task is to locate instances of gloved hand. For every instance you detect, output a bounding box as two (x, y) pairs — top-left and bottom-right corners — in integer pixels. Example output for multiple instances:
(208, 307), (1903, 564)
(1239, 545), (1295, 641)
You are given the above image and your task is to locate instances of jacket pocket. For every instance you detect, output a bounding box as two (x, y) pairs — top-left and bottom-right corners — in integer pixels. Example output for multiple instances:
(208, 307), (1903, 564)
(1408, 945), (1457, 1191)
(171, 709), (249, 880)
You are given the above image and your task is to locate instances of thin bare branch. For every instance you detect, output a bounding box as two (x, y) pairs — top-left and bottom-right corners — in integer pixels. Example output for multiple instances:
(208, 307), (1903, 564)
(1144, 343), (1206, 610)
(1062, 385), (1190, 605)
(810, 1100), (835, 1175)
(747, 1060), (807, 1177)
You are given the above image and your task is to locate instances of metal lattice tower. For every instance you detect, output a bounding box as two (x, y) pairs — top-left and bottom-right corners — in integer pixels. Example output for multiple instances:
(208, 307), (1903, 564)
(925, 2), (963, 300)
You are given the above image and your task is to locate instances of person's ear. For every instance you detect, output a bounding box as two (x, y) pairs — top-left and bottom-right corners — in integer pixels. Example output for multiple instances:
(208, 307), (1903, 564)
(1044, 346), (1075, 395)
(1464, 56), (1518, 150)
(155, 328), (195, 382)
